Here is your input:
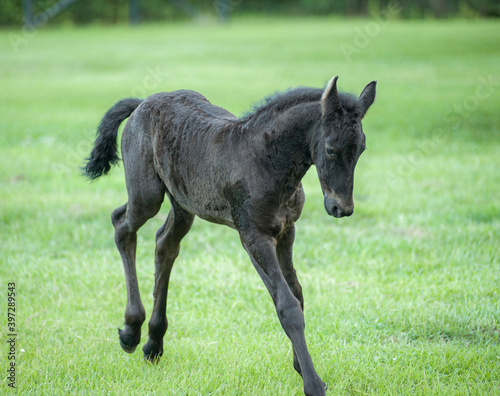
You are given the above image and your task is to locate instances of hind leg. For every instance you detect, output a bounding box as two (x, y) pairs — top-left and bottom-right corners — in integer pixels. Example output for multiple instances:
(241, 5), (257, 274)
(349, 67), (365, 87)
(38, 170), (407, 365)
(113, 191), (164, 352)
(113, 120), (166, 353)
(143, 195), (194, 362)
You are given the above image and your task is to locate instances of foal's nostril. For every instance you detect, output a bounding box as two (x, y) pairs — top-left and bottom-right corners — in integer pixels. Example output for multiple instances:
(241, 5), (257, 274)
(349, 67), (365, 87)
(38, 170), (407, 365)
(331, 205), (353, 218)
(325, 195), (353, 218)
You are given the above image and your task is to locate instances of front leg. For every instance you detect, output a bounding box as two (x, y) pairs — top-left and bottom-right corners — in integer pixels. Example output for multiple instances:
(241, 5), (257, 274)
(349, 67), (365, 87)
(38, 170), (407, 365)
(277, 225), (305, 377)
(240, 230), (325, 396)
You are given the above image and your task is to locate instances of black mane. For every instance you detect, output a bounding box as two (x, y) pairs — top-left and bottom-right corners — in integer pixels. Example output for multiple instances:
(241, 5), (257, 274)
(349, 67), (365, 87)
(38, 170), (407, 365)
(240, 86), (359, 124)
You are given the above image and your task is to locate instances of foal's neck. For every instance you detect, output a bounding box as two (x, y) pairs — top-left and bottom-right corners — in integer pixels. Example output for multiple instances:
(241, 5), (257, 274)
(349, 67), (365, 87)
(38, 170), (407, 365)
(263, 102), (321, 189)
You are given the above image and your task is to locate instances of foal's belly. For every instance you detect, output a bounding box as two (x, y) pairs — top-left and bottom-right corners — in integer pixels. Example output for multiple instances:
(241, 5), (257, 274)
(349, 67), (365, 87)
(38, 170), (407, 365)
(161, 171), (236, 229)
(181, 191), (235, 228)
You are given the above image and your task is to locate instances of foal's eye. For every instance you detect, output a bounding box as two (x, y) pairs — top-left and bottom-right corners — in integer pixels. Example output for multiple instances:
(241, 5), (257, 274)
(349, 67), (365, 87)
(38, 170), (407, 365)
(325, 147), (337, 160)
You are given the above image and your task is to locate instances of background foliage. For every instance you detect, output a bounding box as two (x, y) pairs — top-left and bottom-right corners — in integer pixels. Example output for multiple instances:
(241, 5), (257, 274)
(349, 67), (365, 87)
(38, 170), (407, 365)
(1, 0), (500, 26)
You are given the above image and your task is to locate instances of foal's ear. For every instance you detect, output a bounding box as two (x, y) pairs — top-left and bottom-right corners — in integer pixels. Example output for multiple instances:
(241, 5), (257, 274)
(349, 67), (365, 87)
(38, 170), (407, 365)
(357, 81), (377, 119)
(321, 76), (340, 118)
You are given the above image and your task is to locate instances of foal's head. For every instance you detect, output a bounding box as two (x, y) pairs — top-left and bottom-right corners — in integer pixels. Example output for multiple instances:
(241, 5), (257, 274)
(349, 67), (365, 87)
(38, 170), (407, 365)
(314, 76), (376, 218)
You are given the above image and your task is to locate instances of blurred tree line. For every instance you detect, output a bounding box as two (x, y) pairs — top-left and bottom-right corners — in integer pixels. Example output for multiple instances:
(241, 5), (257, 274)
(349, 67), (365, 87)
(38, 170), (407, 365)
(1, 0), (499, 26)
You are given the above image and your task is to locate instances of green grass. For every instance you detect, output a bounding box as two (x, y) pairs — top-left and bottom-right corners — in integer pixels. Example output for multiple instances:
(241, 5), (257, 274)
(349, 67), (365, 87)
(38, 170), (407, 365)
(1, 16), (499, 395)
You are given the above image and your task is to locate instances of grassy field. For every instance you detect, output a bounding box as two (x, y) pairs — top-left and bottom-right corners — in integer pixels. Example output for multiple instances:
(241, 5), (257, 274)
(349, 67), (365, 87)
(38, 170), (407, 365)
(1, 16), (499, 395)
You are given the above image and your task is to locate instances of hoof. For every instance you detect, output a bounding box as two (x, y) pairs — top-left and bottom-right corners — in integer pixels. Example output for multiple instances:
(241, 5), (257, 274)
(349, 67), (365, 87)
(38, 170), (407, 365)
(118, 326), (141, 354)
(119, 339), (137, 353)
(143, 340), (163, 364)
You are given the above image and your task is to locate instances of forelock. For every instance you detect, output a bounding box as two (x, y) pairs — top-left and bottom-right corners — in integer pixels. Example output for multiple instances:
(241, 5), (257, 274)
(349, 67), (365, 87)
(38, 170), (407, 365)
(338, 92), (360, 115)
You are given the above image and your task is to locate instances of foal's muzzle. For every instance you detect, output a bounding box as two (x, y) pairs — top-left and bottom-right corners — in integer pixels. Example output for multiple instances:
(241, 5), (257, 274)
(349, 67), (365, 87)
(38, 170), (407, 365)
(324, 194), (354, 218)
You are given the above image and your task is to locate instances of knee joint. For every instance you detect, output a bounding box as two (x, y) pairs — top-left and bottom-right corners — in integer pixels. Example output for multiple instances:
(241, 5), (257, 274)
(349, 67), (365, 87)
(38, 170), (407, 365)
(277, 300), (304, 332)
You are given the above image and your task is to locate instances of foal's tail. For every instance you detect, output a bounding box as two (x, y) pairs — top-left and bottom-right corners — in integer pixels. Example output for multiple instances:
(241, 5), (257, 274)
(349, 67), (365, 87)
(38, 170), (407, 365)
(84, 98), (143, 180)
